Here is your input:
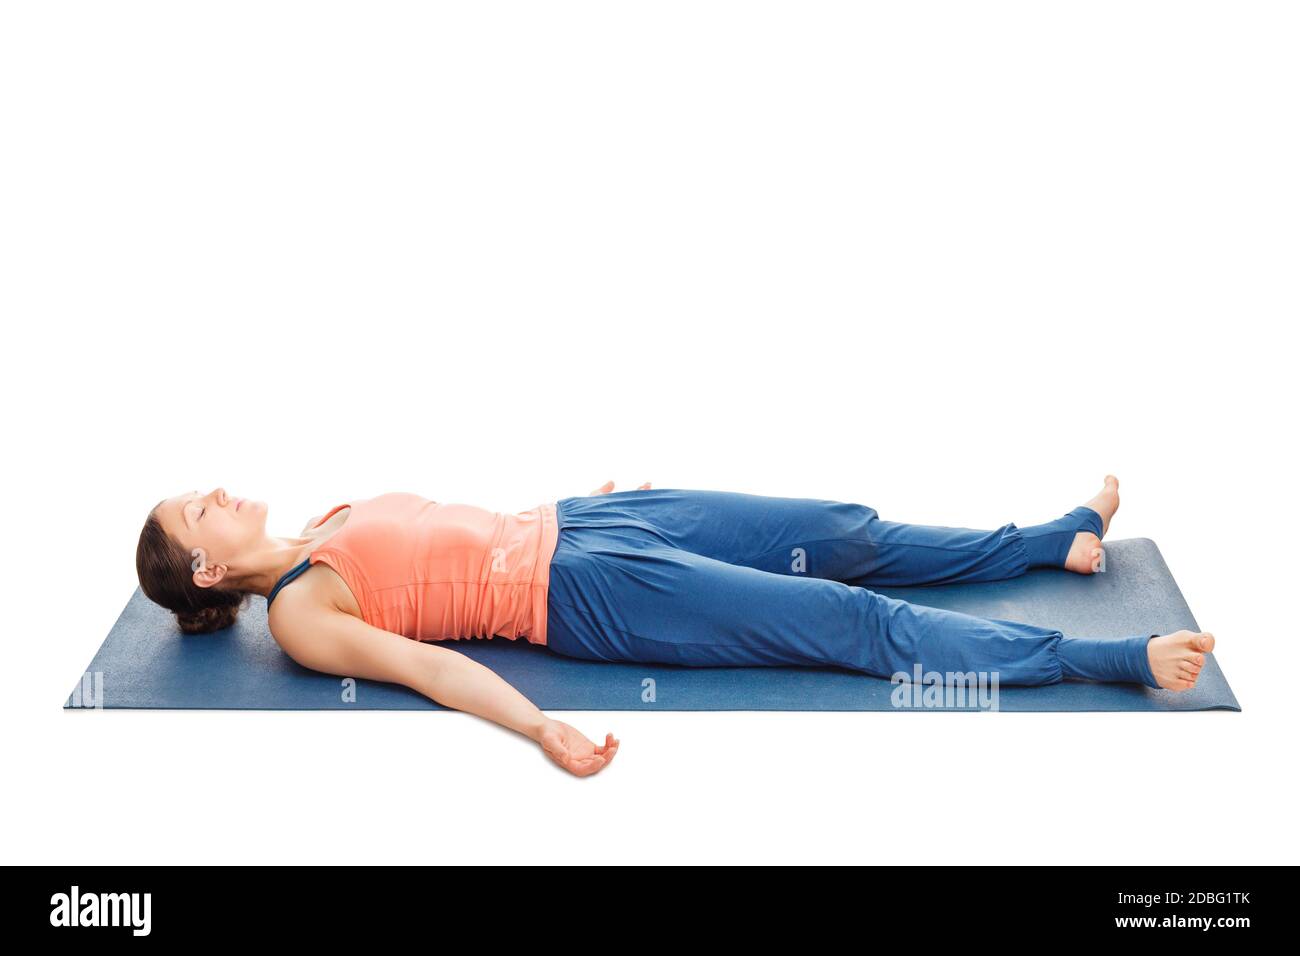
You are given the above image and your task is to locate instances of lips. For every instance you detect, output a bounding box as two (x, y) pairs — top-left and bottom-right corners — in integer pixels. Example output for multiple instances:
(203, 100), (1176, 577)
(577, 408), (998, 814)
(235, 499), (243, 511)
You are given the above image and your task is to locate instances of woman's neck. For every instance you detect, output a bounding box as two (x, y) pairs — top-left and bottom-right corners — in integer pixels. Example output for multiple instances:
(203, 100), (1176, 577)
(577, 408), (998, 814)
(228, 508), (351, 597)
(233, 536), (320, 598)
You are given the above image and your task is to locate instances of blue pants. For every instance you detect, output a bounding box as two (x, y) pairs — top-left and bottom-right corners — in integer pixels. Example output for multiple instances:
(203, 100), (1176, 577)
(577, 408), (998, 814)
(544, 490), (1158, 688)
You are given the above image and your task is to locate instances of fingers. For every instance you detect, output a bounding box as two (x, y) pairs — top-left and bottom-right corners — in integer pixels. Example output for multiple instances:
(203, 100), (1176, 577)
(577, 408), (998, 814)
(544, 740), (598, 776)
(568, 753), (607, 776)
(593, 733), (620, 767)
(589, 481), (651, 495)
(582, 734), (619, 772)
(547, 732), (619, 776)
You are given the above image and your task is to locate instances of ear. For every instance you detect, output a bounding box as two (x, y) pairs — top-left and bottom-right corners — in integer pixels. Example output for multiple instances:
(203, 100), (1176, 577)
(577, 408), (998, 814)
(193, 562), (229, 589)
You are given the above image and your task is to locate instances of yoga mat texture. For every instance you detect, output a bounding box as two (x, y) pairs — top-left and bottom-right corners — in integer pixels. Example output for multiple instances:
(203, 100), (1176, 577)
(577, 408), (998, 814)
(66, 539), (1239, 712)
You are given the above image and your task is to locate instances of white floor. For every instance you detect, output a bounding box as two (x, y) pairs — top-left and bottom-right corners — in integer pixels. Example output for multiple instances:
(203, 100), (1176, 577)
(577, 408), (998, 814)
(2, 2), (1295, 865)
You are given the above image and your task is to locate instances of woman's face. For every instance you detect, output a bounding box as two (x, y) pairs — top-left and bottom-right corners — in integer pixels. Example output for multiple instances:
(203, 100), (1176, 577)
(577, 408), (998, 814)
(156, 488), (269, 585)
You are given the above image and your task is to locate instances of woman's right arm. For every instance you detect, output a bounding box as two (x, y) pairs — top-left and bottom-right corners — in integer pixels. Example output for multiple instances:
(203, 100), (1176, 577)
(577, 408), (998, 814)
(269, 592), (618, 777)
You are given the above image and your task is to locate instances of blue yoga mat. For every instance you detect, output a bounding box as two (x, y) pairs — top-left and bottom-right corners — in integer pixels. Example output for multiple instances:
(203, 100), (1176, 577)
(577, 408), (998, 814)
(65, 538), (1238, 712)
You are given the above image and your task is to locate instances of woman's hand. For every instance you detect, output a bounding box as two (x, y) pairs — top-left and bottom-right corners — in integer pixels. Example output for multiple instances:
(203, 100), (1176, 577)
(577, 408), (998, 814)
(537, 719), (619, 777)
(588, 480), (651, 496)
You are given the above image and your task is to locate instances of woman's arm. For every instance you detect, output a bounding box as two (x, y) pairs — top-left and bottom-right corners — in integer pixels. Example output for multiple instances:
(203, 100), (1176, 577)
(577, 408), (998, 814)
(270, 592), (618, 776)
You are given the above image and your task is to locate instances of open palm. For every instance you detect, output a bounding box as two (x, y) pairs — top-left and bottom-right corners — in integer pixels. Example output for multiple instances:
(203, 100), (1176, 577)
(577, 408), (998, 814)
(539, 720), (619, 777)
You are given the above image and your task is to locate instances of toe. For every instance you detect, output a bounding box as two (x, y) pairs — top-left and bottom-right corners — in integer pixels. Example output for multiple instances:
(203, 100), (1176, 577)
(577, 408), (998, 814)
(1197, 633), (1215, 652)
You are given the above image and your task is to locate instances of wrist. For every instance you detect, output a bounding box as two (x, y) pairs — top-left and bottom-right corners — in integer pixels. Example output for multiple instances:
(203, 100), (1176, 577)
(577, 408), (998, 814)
(525, 713), (552, 742)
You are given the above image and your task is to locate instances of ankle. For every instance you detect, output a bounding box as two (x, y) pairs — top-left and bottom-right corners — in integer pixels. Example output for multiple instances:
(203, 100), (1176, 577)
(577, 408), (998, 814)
(1018, 508), (1102, 568)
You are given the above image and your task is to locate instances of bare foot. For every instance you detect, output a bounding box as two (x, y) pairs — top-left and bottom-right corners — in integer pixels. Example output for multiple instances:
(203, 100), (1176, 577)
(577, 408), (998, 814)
(1065, 475), (1120, 574)
(1147, 630), (1215, 691)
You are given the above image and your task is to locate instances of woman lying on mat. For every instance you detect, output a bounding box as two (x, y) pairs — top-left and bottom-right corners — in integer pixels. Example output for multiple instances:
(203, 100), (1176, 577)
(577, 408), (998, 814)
(134, 476), (1215, 777)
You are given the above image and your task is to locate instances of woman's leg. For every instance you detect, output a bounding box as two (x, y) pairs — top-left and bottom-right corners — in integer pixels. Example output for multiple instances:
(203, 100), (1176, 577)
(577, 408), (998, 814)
(556, 478), (1119, 587)
(545, 528), (1160, 687)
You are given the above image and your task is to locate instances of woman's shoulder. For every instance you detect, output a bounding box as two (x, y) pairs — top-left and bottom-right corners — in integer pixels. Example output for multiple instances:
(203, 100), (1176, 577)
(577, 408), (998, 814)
(266, 563), (362, 638)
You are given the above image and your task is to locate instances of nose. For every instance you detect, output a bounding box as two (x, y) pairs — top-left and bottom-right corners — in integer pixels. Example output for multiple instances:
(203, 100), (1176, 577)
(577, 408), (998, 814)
(211, 487), (229, 507)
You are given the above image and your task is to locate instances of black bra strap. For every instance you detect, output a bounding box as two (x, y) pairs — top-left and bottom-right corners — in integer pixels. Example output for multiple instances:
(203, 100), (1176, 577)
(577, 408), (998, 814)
(266, 558), (312, 608)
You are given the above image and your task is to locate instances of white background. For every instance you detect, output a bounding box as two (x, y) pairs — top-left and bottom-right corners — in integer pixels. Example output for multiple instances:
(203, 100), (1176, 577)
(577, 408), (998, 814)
(2, 1), (1296, 864)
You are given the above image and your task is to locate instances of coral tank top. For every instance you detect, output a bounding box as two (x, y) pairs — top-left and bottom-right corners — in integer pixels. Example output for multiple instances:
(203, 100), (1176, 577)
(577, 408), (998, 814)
(304, 493), (559, 645)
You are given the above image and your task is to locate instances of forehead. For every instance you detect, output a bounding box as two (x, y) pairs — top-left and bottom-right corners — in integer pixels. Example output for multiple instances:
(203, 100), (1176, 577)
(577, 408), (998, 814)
(158, 492), (194, 535)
